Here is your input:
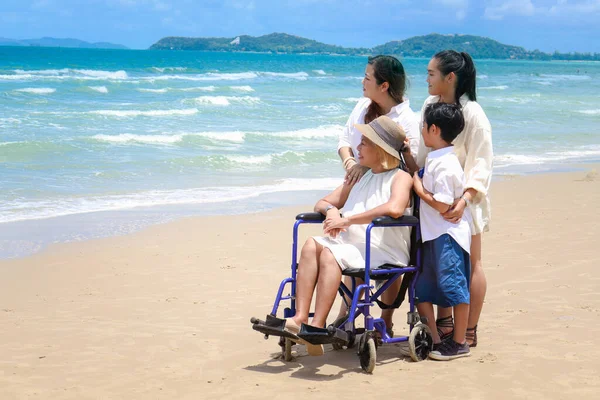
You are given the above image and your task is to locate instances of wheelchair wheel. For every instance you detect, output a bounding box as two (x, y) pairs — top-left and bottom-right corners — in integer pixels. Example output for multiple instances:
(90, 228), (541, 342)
(408, 324), (433, 362)
(358, 333), (376, 373)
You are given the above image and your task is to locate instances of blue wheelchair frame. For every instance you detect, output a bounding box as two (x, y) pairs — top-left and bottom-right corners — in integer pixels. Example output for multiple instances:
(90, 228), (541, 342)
(271, 212), (422, 342)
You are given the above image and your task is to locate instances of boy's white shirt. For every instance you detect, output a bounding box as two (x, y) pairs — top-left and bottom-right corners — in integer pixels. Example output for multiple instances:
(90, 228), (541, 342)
(420, 146), (472, 254)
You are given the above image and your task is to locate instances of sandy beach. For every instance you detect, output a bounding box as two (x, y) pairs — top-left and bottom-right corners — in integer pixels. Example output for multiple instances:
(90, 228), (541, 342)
(1, 166), (599, 399)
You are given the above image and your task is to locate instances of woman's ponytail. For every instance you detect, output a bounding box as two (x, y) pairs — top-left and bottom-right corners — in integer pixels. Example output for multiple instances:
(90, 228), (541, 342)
(434, 50), (477, 103)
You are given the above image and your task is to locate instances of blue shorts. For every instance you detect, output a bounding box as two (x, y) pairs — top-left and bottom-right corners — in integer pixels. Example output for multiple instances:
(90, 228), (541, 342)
(415, 234), (471, 307)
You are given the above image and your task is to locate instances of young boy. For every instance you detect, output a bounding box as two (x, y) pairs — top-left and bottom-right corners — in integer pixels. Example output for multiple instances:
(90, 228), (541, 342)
(412, 102), (472, 360)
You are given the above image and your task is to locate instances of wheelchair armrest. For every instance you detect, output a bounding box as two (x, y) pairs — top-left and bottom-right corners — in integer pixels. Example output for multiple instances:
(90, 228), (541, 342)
(371, 215), (419, 227)
(295, 212), (326, 222)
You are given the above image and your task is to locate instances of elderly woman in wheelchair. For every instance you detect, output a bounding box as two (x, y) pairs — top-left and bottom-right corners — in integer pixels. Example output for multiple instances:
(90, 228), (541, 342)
(251, 115), (433, 372)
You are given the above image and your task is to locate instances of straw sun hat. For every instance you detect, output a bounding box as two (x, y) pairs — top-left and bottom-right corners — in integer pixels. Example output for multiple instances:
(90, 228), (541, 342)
(354, 115), (406, 160)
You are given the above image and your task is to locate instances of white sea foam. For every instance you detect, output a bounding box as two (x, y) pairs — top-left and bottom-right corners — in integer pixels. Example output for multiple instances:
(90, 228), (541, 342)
(89, 86), (109, 93)
(152, 66), (188, 72)
(343, 97), (363, 103)
(146, 72), (259, 82)
(480, 85), (508, 90)
(313, 69), (327, 75)
(138, 88), (169, 93)
(180, 86), (216, 92)
(14, 68), (128, 80)
(92, 133), (184, 144)
(0, 178), (342, 224)
(538, 74), (591, 81)
(89, 108), (198, 117)
(478, 74), (489, 79)
(15, 88), (56, 94)
(495, 147), (600, 167)
(262, 71), (309, 80)
(229, 85), (254, 92)
(190, 95), (261, 106)
(578, 109), (600, 115)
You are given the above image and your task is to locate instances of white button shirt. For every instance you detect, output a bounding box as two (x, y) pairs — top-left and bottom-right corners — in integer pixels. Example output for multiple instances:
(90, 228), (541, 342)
(420, 146), (472, 253)
(338, 97), (420, 159)
(417, 95), (493, 235)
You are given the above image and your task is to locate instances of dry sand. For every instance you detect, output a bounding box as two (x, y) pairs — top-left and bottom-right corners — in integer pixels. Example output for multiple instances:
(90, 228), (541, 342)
(1, 167), (599, 399)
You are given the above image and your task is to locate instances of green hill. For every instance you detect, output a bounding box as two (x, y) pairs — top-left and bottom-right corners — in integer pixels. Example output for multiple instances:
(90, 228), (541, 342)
(150, 33), (367, 55)
(0, 37), (127, 49)
(149, 32), (599, 61)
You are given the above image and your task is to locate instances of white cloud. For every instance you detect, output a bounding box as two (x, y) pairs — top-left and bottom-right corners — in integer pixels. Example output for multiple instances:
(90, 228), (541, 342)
(484, 0), (535, 20)
(548, 0), (600, 14)
(433, 0), (469, 20)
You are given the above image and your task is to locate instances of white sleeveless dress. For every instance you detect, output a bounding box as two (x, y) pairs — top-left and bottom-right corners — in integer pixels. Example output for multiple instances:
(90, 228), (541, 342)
(313, 169), (412, 271)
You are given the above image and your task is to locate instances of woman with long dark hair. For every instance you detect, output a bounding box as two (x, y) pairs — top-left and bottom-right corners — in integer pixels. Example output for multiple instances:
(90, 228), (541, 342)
(335, 55), (420, 332)
(406, 50), (493, 348)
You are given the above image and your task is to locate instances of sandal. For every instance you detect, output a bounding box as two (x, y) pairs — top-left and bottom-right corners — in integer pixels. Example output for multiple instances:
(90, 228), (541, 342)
(466, 325), (478, 348)
(436, 316), (454, 342)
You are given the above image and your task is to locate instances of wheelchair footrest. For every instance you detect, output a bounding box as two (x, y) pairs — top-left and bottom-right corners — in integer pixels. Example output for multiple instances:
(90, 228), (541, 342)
(297, 323), (349, 345)
(251, 315), (300, 341)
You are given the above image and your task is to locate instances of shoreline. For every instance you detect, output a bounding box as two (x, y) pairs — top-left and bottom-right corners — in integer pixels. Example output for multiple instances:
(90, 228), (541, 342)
(0, 166), (599, 398)
(2, 162), (599, 261)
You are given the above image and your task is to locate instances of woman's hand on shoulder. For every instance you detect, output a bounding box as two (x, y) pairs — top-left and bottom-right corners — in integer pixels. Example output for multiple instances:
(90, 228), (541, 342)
(344, 164), (368, 186)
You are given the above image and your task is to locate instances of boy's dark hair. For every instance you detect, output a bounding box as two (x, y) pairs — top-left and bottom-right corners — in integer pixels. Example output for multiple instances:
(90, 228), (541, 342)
(423, 102), (465, 144)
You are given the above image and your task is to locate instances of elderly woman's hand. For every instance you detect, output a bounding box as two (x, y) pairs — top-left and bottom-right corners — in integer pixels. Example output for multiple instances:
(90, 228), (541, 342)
(323, 215), (351, 238)
(344, 164), (368, 186)
(442, 197), (466, 223)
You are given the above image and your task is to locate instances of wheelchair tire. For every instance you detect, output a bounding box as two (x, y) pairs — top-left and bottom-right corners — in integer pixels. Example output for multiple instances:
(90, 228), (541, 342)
(282, 338), (293, 362)
(408, 324), (433, 362)
(358, 333), (376, 373)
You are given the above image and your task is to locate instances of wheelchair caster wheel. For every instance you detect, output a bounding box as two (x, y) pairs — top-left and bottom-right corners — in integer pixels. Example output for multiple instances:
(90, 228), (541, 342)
(358, 333), (376, 373)
(408, 324), (433, 362)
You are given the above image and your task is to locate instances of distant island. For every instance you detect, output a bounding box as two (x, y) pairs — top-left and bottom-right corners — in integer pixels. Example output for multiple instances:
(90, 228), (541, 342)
(0, 37), (128, 50)
(150, 33), (600, 61)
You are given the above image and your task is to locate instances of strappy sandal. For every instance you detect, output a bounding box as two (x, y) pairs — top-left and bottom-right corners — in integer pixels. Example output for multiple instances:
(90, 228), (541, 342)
(436, 316), (454, 342)
(466, 325), (478, 348)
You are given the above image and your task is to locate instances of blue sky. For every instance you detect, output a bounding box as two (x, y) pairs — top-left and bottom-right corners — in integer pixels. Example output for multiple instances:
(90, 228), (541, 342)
(1, 0), (599, 52)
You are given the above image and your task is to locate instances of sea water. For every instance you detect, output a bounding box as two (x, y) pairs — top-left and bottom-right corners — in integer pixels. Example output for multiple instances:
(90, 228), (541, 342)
(1, 47), (599, 258)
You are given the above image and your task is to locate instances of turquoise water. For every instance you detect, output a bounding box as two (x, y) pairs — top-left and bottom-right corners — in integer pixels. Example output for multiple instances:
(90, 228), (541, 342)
(1, 47), (599, 258)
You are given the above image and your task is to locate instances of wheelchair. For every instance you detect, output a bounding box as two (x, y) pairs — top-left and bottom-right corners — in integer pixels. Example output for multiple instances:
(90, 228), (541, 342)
(251, 193), (433, 373)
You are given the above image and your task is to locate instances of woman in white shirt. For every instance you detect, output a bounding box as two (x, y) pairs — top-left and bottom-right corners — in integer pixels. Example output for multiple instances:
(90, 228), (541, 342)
(339, 55), (420, 185)
(336, 55), (420, 331)
(406, 50), (493, 348)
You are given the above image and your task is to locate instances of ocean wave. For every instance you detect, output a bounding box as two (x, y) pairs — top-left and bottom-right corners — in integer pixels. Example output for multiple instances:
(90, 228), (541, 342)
(229, 85), (254, 92)
(478, 74), (488, 79)
(138, 88), (169, 93)
(189, 95), (261, 106)
(88, 108), (198, 117)
(152, 66), (188, 72)
(88, 125), (343, 146)
(180, 86), (216, 92)
(313, 69), (327, 75)
(89, 86), (109, 93)
(0, 178), (342, 224)
(12, 68), (128, 80)
(537, 74), (591, 81)
(144, 72), (259, 82)
(578, 109), (600, 115)
(495, 147), (600, 167)
(14, 88), (56, 94)
(343, 97), (363, 103)
(91, 133), (184, 144)
(480, 85), (508, 90)
(261, 71), (309, 80)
